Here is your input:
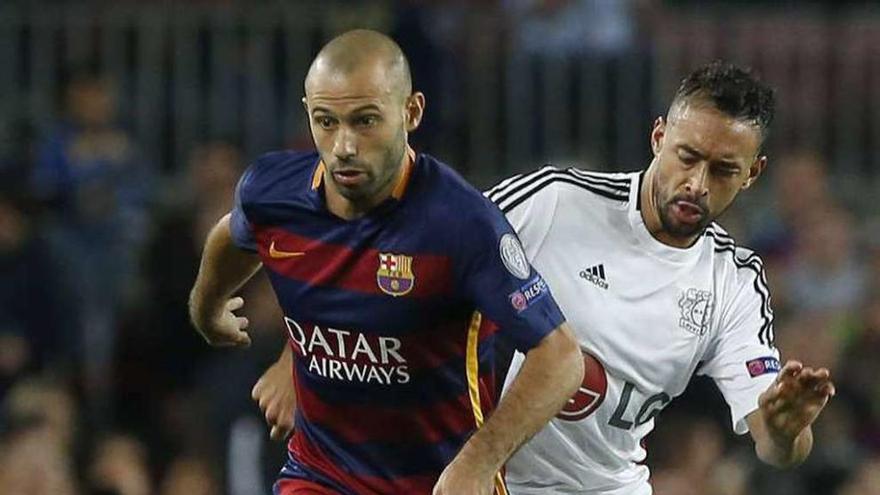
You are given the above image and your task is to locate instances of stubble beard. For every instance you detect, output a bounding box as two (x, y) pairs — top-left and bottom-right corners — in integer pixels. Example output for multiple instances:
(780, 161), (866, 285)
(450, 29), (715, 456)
(653, 181), (712, 240)
(334, 131), (407, 206)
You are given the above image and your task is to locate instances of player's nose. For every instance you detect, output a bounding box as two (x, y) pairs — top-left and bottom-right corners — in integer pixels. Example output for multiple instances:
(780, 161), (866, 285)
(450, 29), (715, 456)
(333, 128), (357, 161)
(683, 162), (709, 197)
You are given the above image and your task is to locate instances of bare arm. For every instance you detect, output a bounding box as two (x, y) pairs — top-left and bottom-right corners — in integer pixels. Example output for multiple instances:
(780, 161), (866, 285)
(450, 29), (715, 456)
(434, 322), (583, 495)
(746, 360), (835, 468)
(189, 213), (262, 346)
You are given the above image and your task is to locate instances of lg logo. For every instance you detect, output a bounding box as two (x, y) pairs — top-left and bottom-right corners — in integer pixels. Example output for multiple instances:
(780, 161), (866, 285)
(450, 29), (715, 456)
(556, 352), (607, 421)
(556, 352), (670, 430)
(608, 382), (670, 430)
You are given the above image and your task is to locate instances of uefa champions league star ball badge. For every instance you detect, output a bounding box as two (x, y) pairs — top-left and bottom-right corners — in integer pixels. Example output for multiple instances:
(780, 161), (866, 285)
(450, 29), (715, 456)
(500, 233), (530, 280)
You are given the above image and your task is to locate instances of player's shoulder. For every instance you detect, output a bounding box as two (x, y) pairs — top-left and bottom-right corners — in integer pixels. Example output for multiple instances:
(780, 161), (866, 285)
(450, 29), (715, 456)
(703, 223), (773, 343)
(412, 152), (501, 220)
(237, 149), (319, 205)
(703, 222), (768, 283)
(484, 164), (637, 214)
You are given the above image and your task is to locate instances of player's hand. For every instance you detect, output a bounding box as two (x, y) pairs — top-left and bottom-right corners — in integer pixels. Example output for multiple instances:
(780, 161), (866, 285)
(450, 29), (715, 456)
(758, 360), (835, 442)
(432, 460), (495, 495)
(194, 297), (251, 347)
(252, 351), (296, 441)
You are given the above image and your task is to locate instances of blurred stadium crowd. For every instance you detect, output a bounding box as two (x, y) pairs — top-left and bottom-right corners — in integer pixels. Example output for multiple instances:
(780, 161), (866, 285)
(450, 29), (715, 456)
(1, 1), (880, 494)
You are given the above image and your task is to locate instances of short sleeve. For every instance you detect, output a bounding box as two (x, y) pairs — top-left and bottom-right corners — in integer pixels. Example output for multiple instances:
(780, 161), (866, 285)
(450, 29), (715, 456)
(485, 171), (558, 260)
(229, 166), (258, 252)
(455, 197), (566, 352)
(698, 260), (778, 434)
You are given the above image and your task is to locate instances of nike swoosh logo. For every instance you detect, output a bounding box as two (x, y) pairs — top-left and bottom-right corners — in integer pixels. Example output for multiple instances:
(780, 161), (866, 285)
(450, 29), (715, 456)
(269, 241), (305, 259)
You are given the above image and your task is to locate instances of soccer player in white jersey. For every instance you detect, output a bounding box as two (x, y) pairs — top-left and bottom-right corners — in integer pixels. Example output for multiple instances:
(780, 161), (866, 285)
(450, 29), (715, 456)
(484, 60), (836, 494)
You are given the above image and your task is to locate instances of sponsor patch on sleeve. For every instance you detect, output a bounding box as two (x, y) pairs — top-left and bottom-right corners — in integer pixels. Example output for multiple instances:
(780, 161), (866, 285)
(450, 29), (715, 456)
(746, 357), (781, 378)
(509, 275), (550, 313)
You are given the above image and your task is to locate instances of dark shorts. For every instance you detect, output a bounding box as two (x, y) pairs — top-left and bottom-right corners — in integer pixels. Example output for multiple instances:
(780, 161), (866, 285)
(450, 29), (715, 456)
(273, 453), (350, 495)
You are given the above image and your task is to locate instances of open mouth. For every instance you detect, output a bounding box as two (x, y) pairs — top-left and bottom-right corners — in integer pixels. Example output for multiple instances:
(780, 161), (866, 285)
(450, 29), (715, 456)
(671, 200), (705, 224)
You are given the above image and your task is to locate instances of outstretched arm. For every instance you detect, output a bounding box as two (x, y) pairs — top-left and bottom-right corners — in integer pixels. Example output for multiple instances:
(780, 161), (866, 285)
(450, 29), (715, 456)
(433, 322), (583, 495)
(747, 360), (835, 468)
(189, 213), (262, 347)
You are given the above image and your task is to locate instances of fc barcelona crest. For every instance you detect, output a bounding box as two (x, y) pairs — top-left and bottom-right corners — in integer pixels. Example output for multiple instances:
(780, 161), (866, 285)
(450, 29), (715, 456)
(377, 253), (415, 297)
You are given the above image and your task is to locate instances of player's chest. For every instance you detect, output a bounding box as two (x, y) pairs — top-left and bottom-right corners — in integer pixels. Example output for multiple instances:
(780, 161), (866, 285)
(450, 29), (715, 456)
(532, 235), (721, 390)
(252, 220), (456, 330)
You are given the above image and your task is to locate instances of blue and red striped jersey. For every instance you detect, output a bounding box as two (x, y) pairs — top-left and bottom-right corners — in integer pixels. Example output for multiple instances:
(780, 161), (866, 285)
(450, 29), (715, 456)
(230, 149), (565, 494)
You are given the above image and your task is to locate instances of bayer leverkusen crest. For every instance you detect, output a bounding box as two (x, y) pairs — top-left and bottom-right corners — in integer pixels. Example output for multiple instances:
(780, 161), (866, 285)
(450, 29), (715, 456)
(377, 253), (415, 297)
(678, 288), (714, 336)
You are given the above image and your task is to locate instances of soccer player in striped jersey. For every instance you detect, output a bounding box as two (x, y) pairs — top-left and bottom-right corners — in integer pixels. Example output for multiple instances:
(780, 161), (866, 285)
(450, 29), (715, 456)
(188, 30), (583, 495)
(485, 61), (836, 494)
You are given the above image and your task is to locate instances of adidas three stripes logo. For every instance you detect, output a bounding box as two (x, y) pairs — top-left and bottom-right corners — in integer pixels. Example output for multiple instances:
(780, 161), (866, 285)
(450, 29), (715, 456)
(579, 263), (609, 289)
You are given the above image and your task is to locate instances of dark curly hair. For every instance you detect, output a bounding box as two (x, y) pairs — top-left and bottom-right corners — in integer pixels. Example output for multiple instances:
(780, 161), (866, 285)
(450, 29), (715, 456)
(672, 60), (775, 139)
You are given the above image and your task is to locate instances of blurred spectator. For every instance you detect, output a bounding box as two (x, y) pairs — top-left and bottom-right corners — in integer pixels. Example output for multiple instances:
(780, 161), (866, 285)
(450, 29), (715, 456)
(33, 70), (155, 248)
(749, 152), (868, 317)
(750, 150), (834, 261)
(0, 421), (78, 495)
(782, 205), (868, 315)
(650, 414), (742, 495)
(31, 68), (156, 424)
(837, 288), (880, 452)
(133, 140), (244, 393)
(0, 376), (79, 494)
(3, 375), (78, 452)
(87, 433), (153, 495)
(774, 312), (843, 373)
(0, 193), (77, 391)
(182, 141), (244, 246)
(836, 456), (880, 495)
(159, 455), (221, 495)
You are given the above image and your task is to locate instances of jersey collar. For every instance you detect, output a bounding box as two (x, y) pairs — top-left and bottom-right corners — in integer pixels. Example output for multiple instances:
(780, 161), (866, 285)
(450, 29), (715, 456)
(310, 146), (417, 201)
(627, 171), (705, 264)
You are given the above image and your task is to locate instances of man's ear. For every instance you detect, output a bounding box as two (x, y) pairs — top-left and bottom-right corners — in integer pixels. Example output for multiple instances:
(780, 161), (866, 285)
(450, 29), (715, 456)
(742, 155), (767, 191)
(651, 116), (666, 157)
(405, 92), (425, 132)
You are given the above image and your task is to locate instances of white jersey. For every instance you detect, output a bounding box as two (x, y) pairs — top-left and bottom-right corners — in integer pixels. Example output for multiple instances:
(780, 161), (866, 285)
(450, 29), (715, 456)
(487, 167), (780, 495)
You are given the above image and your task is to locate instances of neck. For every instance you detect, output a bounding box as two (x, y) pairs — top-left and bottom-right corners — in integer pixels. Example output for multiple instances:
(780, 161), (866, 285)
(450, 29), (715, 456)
(639, 161), (701, 249)
(324, 151), (409, 221)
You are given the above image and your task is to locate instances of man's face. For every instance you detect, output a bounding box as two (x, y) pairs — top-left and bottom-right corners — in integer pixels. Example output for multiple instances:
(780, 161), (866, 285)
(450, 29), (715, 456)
(650, 101), (766, 240)
(68, 78), (116, 128)
(304, 64), (417, 204)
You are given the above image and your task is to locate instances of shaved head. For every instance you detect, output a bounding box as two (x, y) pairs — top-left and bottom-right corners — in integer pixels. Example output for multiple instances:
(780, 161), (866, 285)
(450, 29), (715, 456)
(305, 29), (412, 101)
(301, 29), (425, 219)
